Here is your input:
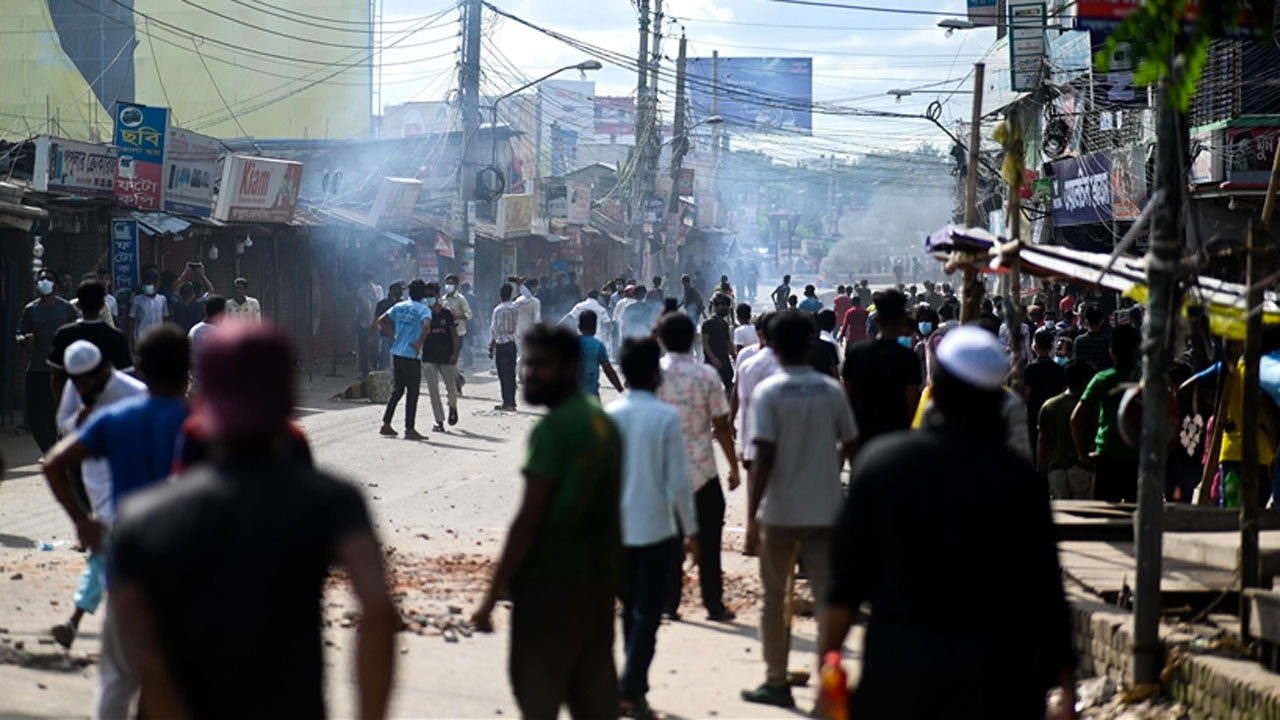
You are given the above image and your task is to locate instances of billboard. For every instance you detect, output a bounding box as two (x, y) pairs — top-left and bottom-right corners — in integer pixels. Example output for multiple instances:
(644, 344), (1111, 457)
(688, 57), (813, 133)
(538, 80), (595, 176)
(595, 96), (636, 138)
(497, 193), (534, 238)
(212, 154), (303, 223)
(968, 0), (1000, 26)
(1226, 126), (1280, 185)
(369, 177), (423, 227)
(114, 103), (168, 211)
(164, 127), (220, 217)
(1051, 152), (1113, 226)
(33, 136), (116, 197)
(550, 125), (579, 177)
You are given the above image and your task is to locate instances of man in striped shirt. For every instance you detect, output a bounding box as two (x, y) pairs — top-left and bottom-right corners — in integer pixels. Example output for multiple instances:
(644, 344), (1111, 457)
(490, 283), (521, 411)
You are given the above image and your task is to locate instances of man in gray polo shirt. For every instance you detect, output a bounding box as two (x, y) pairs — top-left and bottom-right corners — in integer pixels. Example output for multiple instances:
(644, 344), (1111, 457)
(742, 310), (858, 709)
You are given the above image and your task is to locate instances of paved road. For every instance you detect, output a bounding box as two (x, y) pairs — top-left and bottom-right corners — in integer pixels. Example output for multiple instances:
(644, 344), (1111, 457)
(0, 359), (858, 718)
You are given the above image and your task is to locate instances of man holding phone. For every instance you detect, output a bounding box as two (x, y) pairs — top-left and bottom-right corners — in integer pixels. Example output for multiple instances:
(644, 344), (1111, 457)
(171, 262), (215, 333)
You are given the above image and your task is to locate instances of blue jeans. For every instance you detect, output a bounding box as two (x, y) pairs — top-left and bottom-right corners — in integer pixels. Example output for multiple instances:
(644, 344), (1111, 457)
(620, 536), (679, 702)
(74, 551), (107, 614)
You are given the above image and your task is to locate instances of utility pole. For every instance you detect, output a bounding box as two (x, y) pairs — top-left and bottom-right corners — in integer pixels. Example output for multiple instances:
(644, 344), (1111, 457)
(665, 34), (688, 276)
(1005, 111), (1024, 397)
(633, 0), (651, 273)
(1133, 79), (1185, 687)
(645, 0), (664, 273)
(458, 0), (483, 280)
(960, 62), (985, 323)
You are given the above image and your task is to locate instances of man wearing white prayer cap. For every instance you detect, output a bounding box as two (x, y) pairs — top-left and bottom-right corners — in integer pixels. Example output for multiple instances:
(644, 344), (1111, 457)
(818, 324), (1078, 720)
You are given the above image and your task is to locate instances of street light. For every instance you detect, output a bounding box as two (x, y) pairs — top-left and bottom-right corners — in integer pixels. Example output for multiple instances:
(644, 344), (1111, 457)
(887, 89), (912, 103)
(485, 59), (603, 198)
(661, 114), (724, 147)
(938, 18), (976, 37)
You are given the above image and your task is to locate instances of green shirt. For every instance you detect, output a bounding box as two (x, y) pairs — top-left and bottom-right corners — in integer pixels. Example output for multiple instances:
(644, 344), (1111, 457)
(516, 392), (622, 591)
(1080, 365), (1139, 460)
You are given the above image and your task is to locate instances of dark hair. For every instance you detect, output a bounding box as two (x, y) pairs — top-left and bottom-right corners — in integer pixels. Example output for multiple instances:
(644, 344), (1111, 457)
(179, 282), (196, 298)
(523, 324), (580, 366)
(1111, 323), (1140, 364)
(579, 310), (598, 335)
(836, 285), (845, 294)
(233, 277), (249, 287)
(205, 294), (227, 319)
(407, 279), (428, 301)
(1066, 359), (1096, 394)
(755, 312), (773, 338)
(141, 269), (159, 284)
(663, 298), (679, 313)
(783, 274), (791, 282)
(657, 312), (696, 353)
(587, 289), (599, 300)
(851, 295), (862, 307)
(875, 289), (908, 328)
(619, 337), (661, 387)
(817, 309), (837, 332)
(76, 279), (106, 314)
(1084, 303), (1104, 326)
(499, 283), (514, 302)
(526, 278), (540, 291)
(138, 324), (190, 394)
(1033, 327), (1056, 350)
(804, 284), (816, 296)
(736, 302), (752, 321)
(424, 281), (441, 296)
(389, 281), (404, 293)
(932, 364), (1004, 425)
(769, 310), (816, 363)
(938, 302), (954, 321)
(634, 285), (648, 302)
(445, 274), (460, 284)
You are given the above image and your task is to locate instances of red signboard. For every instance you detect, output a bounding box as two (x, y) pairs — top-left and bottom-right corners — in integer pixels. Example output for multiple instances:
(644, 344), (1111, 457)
(1077, 0), (1198, 21)
(114, 158), (164, 211)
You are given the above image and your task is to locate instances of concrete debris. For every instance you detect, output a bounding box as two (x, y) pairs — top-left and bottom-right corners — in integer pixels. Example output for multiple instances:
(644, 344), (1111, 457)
(9, 573), (22, 580)
(443, 629), (458, 643)
(0, 645), (94, 672)
(1046, 678), (1190, 720)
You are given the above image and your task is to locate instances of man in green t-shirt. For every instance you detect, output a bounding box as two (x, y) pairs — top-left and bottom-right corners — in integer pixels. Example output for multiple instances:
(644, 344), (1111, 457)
(472, 325), (623, 719)
(1071, 324), (1140, 502)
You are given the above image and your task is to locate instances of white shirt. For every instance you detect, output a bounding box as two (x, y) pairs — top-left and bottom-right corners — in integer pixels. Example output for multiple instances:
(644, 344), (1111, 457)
(736, 347), (781, 461)
(562, 298), (613, 329)
(605, 390), (698, 547)
(820, 329), (838, 347)
(736, 343), (762, 375)
(734, 324), (757, 349)
(355, 282), (383, 327)
(55, 370), (148, 525)
(226, 295), (262, 321)
(129, 293), (169, 339)
(514, 284), (541, 334)
(612, 296), (636, 325)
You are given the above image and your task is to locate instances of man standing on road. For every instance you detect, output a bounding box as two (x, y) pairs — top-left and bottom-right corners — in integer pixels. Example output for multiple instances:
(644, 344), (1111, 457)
(657, 313), (740, 623)
(1071, 324), (1140, 502)
(681, 274), (705, 319)
(19, 268), (79, 454)
(126, 269), (170, 351)
(770, 274), (792, 311)
(1024, 327), (1067, 452)
(377, 279), (432, 440)
(742, 311), (858, 709)
(577, 312), (624, 398)
(472, 326), (622, 720)
(1040, 359), (1097, 499)
(798, 285), (822, 314)
(41, 325), (192, 718)
(734, 314), (780, 475)
(225, 277), (262, 321)
(421, 282), (460, 432)
(837, 295), (868, 346)
(562, 290), (613, 341)
(514, 277), (542, 370)
(621, 286), (658, 342)
(833, 286), (852, 327)
(187, 295), (227, 396)
(1073, 303), (1113, 372)
(48, 279), (134, 404)
(820, 326), (1076, 719)
(490, 283), (522, 412)
(733, 303), (755, 353)
(702, 293), (734, 393)
(370, 282), (403, 372)
(606, 337), (698, 718)
(842, 289), (921, 448)
(442, 274), (473, 391)
(355, 270), (383, 377)
(110, 323), (396, 720)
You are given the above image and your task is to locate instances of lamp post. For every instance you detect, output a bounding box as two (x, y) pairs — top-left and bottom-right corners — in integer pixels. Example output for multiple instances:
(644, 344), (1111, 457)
(488, 60), (602, 196)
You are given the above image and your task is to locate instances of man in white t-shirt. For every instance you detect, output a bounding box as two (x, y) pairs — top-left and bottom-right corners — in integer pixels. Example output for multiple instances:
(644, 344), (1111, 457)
(733, 303), (756, 352)
(127, 269), (170, 345)
(188, 295), (228, 393)
(49, 341), (147, 654)
(225, 277), (262, 321)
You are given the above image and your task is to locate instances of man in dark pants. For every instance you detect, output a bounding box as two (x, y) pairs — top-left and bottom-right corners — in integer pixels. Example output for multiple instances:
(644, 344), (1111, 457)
(656, 313), (740, 622)
(606, 337), (698, 717)
(1071, 324), (1141, 502)
(472, 325), (622, 720)
(376, 279), (431, 440)
(489, 283), (521, 411)
(701, 293), (734, 393)
(19, 268), (78, 454)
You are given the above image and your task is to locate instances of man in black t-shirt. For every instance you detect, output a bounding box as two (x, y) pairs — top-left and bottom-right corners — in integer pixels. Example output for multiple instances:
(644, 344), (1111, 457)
(842, 289), (921, 447)
(1024, 327), (1067, 452)
(110, 323), (395, 720)
(811, 309), (841, 378)
(48, 279), (133, 409)
(701, 293), (734, 392)
(422, 282), (461, 432)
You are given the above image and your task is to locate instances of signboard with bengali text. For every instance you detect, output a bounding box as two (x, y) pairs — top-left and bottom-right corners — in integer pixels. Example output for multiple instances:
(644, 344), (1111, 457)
(163, 127), (219, 217)
(212, 154), (303, 223)
(111, 219), (138, 294)
(33, 136), (116, 197)
(114, 103), (168, 211)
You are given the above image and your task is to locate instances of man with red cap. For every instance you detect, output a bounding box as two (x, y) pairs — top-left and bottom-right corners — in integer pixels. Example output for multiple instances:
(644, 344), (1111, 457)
(109, 322), (396, 720)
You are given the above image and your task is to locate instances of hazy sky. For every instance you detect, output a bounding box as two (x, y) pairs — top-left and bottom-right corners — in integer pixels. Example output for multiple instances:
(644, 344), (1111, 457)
(375, 0), (1002, 159)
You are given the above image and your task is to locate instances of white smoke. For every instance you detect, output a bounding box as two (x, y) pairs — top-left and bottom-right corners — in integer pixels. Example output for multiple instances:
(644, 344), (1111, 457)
(819, 188), (954, 278)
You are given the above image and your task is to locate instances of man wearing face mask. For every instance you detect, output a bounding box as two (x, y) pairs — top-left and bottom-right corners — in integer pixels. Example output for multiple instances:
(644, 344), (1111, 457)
(48, 341), (148, 652)
(841, 288), (921, 451)
(18, 269), (79, 454)
(441, 274), (473, 391)
(701, 294), (735, 393)
(127, 269), (170, 350)
(1024, 327), (1068, 452)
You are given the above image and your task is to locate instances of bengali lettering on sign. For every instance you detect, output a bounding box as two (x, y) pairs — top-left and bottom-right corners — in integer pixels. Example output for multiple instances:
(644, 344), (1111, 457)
(1051, 152), (1113, 226)
(114, 103), (169, 211)
(163, 127), (220, 217)
(111, 219), (139, 293)
(33, 136), (117, 197)
(212, 154), (303, 223)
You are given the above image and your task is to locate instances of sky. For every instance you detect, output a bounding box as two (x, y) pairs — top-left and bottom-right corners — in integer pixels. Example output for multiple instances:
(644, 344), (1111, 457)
(374, 0), (1004, 161)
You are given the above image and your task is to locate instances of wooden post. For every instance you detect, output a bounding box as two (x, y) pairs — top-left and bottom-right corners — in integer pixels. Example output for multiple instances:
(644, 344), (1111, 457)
(961, 63), (986, 323)
(1005, 113), (1025, 396)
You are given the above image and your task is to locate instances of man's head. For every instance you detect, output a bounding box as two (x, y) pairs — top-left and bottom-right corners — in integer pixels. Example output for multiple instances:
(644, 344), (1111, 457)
(76, 278), (107, 318)
(233, 277), (249, 301)
(526, 278), (540, 292)
(804, 284), (816, 297)
(1065, 359), (1096, 396)
(64, 340), (110, 403)
(424, 281), (441, 305)
(499, 283), (514, 303)
(619, 337), (662, 392)
(566, 271), (576, 283)
(1084, 303), (1104, 330)
(205, 294), (227, 321)
(197, 322), (296, 441)
(389, 282), (404, 301)
(460, 282), (472, 294)
(657, 312), (696, 354)
(787, 296), (798, 308)
(362, 269), (375, 284)
(817, 309), (837, 333)
(756, 312), (774, 343)
(736, 302), (752, 323)
(407, 279), (427, 302)
(851, 295), (862, 308)
(769, 310), (816, 365)
(933, 326), (1009, 423)
(179, 282), (196, 302)
(652, 276), (662, 288)
(720, 275), (729, 284)
(587, 289), (600, 301)
(445, 274), (460, 290)
(1110, 323), (1140, 367)
(681, 274), (692, 287)
(782, 274), (791, 284)
(712, 293), (732, 317)
(522, 325), (580, 407)
(579, 310), (598, 336)
(938, 302), (954, 322)
(874, 289), (908, 336)
(141, 269), (160, 296)
(1033, 327), (1055, 356)
(137, 324), (190, 397)
(634, 285), (648, 303)
(836, 284), (845, 295)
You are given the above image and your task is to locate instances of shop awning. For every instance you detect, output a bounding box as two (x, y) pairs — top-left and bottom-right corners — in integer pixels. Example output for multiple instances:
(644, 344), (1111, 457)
(130, 211), (192, 236)
(377, 229), (413, 246)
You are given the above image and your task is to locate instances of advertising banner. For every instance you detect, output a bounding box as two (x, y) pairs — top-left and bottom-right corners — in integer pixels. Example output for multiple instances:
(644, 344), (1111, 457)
(1009, 2), (1047, 92)
(33, 136), (116, 197)
(111, 219), (139, 294)
(212, 155), (303, 223)
(968, 0), (999, 26)
(1051, 152), (1113, 226)
(643, 196), (665, 224)
(497, 193), (534, 238)
(567, 182), (591, 225)
(677, 168), (695, 196)
(1225, 126), (1280, 185)
(369, 177), (423, 227)
(688, 57), (813, 133)
(163, 127), (219, 217)
(594, 96), (636, 138)
(1110, 146), (1148, 220)
(114, 103), (168, 211)
(550, 125), (578, 177)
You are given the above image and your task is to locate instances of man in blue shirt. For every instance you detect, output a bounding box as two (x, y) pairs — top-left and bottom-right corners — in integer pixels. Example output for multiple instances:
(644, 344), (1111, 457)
(41, 324), (191, 719)
(577, 311), (623, 398)
(798, 284), (823, 314)
(377, 279), (432, 440)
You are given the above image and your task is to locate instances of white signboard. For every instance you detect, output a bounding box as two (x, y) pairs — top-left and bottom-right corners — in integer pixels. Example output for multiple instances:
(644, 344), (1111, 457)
(212, 154), (303, 223)
(369, 177), (423, 227)
(1009, 1), (1047, 92)
(33, 136), (116, 197)
(163, 127), (220, 217)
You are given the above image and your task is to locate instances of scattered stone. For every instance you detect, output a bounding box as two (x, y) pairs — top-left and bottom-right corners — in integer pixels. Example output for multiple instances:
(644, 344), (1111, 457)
(9, 573), (22, 581)
(0, 627), (9, 634)
(37, 683), (47, 690)
(15, 641), (24, 651)
(443, 629), (458, 643)
(399, 646), (409, 655)
(37, 638), (54, 645)
(447, 605), (462, 615)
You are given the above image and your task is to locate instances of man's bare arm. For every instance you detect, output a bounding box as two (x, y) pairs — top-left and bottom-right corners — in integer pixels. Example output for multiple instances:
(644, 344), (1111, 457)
(41, 436), (102, 551)
(601, 359), (625, 393)
(711, 415), (740, 490)
(337, 532), (397, 720)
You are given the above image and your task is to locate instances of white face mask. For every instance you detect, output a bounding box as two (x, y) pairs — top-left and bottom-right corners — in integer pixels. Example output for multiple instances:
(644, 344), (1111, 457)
(36, 279), (55, 296)
(444, 284), (455, 294)
(142, 284), (156, 296)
